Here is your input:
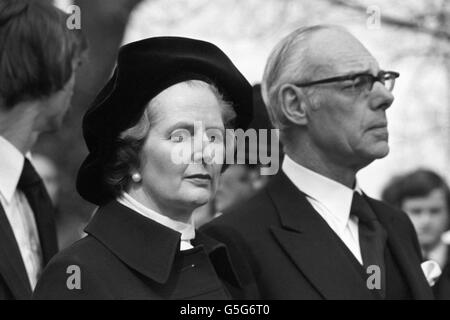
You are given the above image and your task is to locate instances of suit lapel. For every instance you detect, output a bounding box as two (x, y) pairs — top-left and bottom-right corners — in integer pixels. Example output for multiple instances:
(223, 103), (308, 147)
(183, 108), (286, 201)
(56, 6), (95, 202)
(365, 197), (434, 300)
(0, 204), (32, 299)
(267, 173), (373, 299)
(85, 201), (180, 284)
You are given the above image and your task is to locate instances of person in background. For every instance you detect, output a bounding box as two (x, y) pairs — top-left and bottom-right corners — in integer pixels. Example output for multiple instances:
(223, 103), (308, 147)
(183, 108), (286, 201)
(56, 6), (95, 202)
(0, 0), (87, 299)
(382, 169), (450, 299)
(194, 163), (269, 228)
(215, 163), (268, 213)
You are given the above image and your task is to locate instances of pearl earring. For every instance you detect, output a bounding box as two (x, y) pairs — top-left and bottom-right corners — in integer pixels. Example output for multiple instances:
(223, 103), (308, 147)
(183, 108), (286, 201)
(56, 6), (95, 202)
(131, 172), (142, 183)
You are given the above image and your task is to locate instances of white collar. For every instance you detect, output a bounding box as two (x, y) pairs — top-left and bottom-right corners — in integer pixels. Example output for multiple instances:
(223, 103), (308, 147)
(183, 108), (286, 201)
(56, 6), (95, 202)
(0, 136), (26, 203)
(282, 154), (362, 233)
(117, 192), (196, 242)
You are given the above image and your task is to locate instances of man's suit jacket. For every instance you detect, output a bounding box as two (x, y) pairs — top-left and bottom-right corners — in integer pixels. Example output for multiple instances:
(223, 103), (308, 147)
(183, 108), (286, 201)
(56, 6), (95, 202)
(203, 172), (434, 299)
(0, 201), (58, 299)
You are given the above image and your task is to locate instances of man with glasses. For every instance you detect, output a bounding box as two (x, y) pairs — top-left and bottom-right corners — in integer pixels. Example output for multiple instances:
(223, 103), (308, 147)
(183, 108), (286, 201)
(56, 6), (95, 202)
(203, 25), (434, 299)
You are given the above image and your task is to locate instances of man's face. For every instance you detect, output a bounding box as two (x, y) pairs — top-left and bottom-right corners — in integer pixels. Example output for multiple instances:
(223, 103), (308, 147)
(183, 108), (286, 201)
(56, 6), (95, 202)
(304, 29), (395, 169)
(402, 188), (449, 251)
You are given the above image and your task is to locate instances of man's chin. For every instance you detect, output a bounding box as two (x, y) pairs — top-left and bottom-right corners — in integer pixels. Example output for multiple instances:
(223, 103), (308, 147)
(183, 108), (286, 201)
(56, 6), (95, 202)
(376, 146), (390, 159)
(355, 144), (389, 169)
(370, 142), (390, 160)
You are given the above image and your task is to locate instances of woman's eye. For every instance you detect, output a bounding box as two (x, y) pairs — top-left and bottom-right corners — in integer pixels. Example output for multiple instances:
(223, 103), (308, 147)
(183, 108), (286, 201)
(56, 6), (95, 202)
(207, 131), (223, 143)
(170, 130), (190, 143)
(210, 135), (221, 142)
(172, 135), (184, 142)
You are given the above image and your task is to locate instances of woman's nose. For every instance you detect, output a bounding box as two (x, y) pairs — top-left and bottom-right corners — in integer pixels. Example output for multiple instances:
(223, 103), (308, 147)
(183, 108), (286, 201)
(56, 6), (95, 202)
(191, 133), (212, 163)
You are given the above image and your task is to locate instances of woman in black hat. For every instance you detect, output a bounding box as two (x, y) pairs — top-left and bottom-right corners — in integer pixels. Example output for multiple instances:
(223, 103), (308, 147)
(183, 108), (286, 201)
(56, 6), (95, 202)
(32, 37), (258, 299)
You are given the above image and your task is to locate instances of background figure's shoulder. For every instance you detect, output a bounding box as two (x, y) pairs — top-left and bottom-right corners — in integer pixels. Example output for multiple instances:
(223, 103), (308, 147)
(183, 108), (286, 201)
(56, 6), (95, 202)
(209, 186), (276, 230)
(201, 185), (276, 272)
(32, 236), (112, 300)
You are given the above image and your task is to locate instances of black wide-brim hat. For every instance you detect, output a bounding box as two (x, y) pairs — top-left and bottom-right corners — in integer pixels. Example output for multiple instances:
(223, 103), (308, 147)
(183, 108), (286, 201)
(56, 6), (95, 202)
(77, 37), (253, 205)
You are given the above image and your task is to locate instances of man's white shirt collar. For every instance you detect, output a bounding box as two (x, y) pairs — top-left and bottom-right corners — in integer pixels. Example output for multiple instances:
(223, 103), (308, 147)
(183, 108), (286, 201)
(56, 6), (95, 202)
(282, 154), (362, 234)
(117, 192), (196, 250)
(0, 136), (26, 204)
(0, 136), (42, 289)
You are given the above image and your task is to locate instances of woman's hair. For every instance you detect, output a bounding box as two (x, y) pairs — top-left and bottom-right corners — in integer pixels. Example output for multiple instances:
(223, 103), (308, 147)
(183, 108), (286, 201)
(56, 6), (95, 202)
(0, 0), (87, 109)
(103, 80), (236, 197)
(381, 169), (450, 212)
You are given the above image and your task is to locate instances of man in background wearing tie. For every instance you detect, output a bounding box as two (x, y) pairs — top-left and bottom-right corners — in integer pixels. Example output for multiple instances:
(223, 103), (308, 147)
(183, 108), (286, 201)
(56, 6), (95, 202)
(203, 25), (434, 299)
(0, 0), (86, 299)
(382, 169), (450, 299)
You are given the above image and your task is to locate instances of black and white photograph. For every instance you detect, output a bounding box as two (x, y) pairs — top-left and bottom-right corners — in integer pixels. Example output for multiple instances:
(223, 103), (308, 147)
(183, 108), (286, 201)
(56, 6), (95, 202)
(0, 0), (449, 306)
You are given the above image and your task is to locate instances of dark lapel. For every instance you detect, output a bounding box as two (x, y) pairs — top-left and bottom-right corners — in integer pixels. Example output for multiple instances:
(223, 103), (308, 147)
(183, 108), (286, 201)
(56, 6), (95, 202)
(365, 197), (434, 300)
(0, 204), (32, 299)
(267, 172), (373, 299)
(85, 200), (180, 284)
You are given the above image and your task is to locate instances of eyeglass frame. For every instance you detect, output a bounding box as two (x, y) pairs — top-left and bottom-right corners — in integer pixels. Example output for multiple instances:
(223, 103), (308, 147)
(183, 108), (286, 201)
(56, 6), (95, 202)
(293, 70), (400, 92)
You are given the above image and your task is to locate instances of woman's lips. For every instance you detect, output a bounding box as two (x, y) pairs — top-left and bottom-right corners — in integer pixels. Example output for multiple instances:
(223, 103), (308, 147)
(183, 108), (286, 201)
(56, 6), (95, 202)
(185, 174), (212, 186)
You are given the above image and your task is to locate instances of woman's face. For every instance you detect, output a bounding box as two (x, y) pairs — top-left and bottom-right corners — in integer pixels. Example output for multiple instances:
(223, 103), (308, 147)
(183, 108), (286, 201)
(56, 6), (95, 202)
(132, 82), (226, 220)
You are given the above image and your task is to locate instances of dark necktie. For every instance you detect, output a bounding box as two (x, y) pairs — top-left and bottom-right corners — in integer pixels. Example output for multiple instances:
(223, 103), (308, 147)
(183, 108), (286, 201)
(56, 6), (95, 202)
(351, 191), (387, 298)
(17, 158), (56, 264)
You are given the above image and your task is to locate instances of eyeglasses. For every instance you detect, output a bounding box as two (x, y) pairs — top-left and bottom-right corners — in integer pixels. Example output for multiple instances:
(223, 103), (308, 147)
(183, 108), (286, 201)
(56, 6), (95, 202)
(293, 70), (400, 93)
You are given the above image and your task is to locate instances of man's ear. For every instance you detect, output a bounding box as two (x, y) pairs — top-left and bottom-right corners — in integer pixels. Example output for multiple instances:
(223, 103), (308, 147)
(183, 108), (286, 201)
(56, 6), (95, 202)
(278, 83), (308, 126)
